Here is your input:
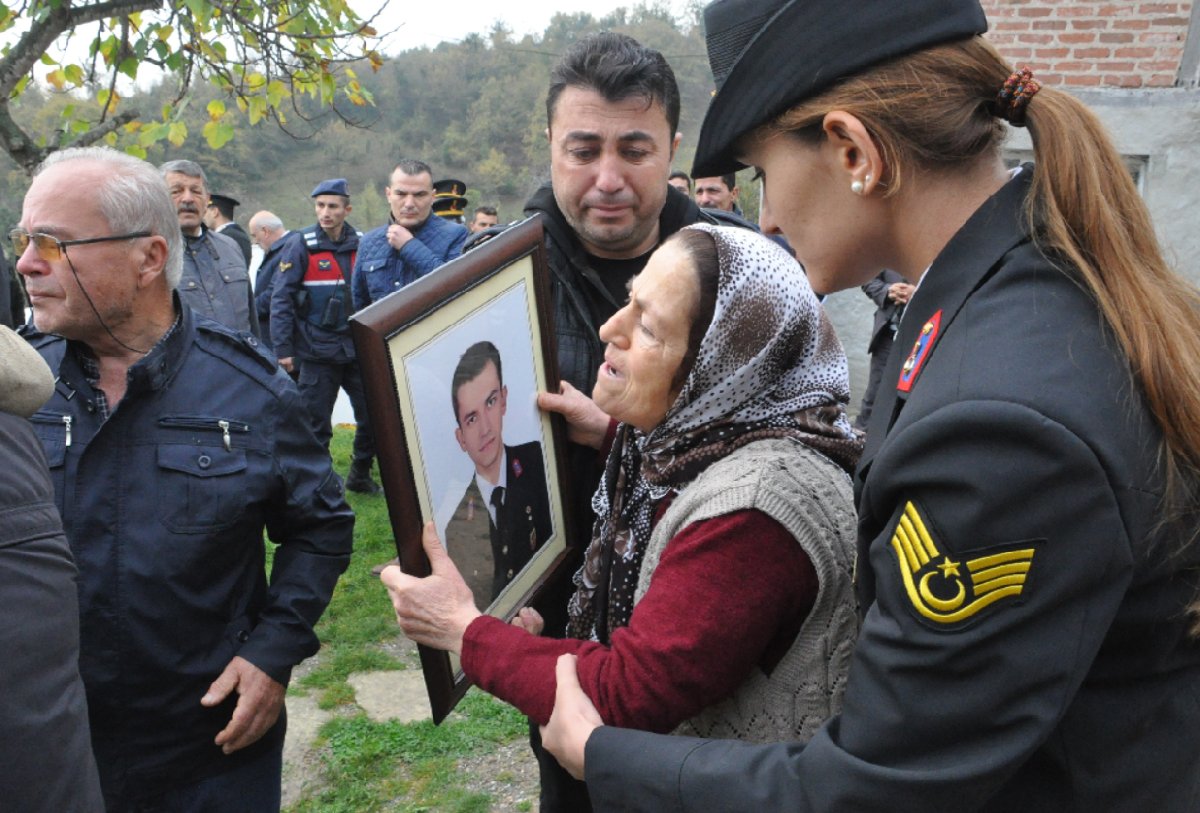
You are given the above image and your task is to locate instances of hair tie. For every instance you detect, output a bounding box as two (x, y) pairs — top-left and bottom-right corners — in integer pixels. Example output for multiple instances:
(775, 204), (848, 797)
(993, 67), (1040, 127)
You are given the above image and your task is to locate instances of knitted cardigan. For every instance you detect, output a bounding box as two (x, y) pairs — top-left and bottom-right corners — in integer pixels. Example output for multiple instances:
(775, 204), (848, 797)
(634, 437), (859, 744)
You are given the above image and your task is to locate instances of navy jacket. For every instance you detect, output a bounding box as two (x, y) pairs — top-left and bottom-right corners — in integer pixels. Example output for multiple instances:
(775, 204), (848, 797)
(271, 223), (361, 363)
(351, 213), (467, 310)
(24, 302), (353, 796)
(584, 167), (1200, 811)
(253, 229), (295, 346)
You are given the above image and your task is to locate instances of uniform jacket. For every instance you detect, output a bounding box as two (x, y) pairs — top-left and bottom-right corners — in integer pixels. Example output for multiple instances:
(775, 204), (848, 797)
(253, 230), (295, 346)
(351, 213), (467, 310)
(271, 223), (361, 363)
(444, 441), (553, 604)
(861, 268), (906, 354)
(179, 228), (259, 338)
(217, 221), (253, 267)
(23, 302), (354, 796)
(584, 167), (1200, 812)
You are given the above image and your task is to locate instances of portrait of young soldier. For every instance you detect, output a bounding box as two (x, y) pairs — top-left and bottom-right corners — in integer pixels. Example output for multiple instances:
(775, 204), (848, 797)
(442, 340), (552, 605)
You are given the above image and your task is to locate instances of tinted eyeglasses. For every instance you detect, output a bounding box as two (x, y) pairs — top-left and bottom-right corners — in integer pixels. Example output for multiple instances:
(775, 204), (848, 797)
(9, 228), (152, 262)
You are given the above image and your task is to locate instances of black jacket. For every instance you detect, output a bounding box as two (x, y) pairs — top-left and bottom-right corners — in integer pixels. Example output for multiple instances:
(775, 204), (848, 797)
(218, 221), (253, 267)
(24, 302), (353, 797)
(0, 412), (103, 812)
(861, 268), (906, 354)
(584, 167), (1200, 812)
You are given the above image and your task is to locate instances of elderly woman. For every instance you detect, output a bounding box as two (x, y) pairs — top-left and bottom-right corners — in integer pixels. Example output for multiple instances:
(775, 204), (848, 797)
(541, 0), (1200, 810)
(383, 223), (862, 793)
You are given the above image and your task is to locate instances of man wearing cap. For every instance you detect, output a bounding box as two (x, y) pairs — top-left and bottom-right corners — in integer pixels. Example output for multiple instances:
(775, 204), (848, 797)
(161, 159), (259, 337)
(204, 193), (253, 267)
(272, 179), (380, 494)
(19, 146), (352, 809)
(351, 159), (468, 311)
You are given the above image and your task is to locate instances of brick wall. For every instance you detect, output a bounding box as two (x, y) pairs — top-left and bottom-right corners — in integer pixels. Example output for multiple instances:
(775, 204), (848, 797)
(980, 1), (1193, 88)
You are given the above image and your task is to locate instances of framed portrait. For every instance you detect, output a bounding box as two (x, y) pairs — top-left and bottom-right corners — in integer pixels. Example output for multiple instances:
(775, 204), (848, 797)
(351, 217), (575, 722)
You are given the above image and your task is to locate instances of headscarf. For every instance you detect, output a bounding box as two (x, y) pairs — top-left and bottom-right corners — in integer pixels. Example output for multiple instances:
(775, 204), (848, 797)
(566, 224), (863, 642)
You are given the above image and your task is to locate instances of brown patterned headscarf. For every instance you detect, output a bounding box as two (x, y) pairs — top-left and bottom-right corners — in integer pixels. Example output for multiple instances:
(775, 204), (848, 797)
(567, 224), (863, 643)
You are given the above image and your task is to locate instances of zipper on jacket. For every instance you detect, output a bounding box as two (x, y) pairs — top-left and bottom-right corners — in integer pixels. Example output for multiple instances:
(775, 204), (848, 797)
(158, 416), (250, 450)
(31, 412), (72, 447)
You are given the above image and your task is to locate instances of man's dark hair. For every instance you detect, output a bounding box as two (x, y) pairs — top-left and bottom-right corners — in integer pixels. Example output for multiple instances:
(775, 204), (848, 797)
(451, 341), (503, 424)
(694, 173), (737, 192)
(669, 170), (692, 190)
(390, 159), (432, 183)
(473, 205), (498, 218)
(546, 32), (680, 135)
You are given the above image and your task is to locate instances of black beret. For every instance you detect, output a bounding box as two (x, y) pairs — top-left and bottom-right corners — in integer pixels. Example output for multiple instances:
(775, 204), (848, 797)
(693, 0), (988, 177)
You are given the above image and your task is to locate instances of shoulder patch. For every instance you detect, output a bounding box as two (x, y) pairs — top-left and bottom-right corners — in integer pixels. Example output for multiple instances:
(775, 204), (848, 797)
(897, 309), (941, 393)
(890, 501), (1038, 628)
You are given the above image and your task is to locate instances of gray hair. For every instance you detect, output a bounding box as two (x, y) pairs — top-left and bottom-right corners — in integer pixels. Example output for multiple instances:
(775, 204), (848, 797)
(38, 147), (185, 289)
(158, 158), (209, 191)
(250, 211), (284, 232)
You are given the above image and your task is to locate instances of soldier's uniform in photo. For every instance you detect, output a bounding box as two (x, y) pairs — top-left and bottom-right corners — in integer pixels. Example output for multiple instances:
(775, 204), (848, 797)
(444, 440), (553, 604)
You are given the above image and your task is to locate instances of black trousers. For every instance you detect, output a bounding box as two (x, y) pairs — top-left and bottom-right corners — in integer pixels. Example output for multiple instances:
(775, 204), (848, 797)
(296, 358), (375, 466)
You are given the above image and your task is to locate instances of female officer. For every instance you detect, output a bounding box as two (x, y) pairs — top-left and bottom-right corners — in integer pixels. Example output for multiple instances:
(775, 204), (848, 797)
(539, 0), (1200, 810)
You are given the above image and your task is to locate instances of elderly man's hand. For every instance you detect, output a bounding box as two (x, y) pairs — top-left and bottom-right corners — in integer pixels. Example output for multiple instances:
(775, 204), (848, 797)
(540, 654), (604, 780)
(202, 656), (286, 755)
(380, 521), (481, 654)
(538, 381), (611, 450)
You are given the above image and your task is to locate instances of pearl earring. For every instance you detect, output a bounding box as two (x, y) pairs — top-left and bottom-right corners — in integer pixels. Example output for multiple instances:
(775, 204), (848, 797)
(851, 180), (865, 195)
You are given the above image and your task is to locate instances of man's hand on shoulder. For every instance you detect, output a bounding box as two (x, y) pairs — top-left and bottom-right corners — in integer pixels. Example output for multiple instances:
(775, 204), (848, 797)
(386, 224), (414, 251)
(202, 655), (286, 755)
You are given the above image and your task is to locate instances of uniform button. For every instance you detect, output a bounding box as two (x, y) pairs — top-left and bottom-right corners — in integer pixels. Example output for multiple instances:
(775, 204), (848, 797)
(507, 569), (514, 579)
(197, 454), (212, 469)
(501, 546), (508, 555)
(237, 630), (250, 643)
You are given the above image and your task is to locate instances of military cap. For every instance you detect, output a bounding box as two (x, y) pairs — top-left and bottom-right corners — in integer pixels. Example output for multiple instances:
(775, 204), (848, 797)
(311, 178), (350, 198)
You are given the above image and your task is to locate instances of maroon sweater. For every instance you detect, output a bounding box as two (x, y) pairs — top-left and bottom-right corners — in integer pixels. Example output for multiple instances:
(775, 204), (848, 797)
(461, 509), (818, 731)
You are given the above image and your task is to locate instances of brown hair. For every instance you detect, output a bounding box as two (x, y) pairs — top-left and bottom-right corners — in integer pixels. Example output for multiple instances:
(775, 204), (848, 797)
(766, 37), (1200, 620)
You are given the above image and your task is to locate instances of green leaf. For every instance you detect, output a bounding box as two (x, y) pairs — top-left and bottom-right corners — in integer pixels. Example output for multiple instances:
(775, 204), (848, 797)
(119, 57), (139, 81)
(125, 144), (148, 160)
(206, 99), (226, 120)
(202, 120), (234, 149)
(63, 64), (83, 85)
(167, 121), (188, 147)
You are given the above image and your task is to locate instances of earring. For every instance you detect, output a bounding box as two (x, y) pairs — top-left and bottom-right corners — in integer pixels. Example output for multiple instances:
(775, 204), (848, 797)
(851, 180), (865, 195)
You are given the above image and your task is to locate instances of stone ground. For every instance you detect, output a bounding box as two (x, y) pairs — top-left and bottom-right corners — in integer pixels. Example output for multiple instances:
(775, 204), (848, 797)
(280, 635), (540, 811)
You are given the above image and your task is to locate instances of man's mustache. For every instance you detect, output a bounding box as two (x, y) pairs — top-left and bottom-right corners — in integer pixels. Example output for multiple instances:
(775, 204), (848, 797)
(177, 202), (200, 214)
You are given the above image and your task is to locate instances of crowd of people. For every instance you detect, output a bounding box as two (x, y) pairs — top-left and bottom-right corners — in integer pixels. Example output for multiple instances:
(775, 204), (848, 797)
(3, 0), (1200, 811)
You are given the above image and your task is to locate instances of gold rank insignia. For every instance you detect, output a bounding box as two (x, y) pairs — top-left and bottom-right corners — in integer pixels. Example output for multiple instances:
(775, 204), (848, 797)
(890, 501), (1036, 626)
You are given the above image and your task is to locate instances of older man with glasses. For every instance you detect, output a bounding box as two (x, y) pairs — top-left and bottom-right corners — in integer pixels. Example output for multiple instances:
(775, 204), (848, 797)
(16, 146), (353, 813)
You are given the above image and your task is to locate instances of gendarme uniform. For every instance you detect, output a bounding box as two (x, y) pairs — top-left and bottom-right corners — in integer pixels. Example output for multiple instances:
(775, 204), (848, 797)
(270, 178), (378, 492)
(586, 167), (1200, 812)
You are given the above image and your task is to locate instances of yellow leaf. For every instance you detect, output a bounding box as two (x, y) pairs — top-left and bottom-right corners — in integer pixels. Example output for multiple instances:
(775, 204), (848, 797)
(206, 99), (226, 120)
(45, 69), (66, 90)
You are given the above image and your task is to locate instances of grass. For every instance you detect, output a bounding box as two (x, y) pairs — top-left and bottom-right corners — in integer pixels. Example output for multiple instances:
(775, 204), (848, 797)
(281, 426), (531, 812)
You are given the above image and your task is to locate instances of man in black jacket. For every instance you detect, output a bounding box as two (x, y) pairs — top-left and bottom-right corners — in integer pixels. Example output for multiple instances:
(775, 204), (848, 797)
(19, 146), (352, 811)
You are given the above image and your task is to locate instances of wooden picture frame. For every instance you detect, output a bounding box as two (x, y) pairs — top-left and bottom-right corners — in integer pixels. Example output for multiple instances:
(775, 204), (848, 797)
(351, 217), (575, 722)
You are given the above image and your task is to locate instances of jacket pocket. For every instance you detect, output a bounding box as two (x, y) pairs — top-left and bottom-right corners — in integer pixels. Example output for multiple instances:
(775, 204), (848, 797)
(155, 442), (248, 533)
(29, 411), (70, 499)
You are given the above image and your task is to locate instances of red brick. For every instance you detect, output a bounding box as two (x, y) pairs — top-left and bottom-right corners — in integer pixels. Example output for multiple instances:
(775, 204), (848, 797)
(1060, 32), (1098, 43)
(1038, 72), (1066, 85)
(1098, 32), (1136, 43)
(1065, 74), (1103, 85)
(1054, 5), (1099, 17)
(994, 20), (1033, 31)
(1146, 74), (1177, 86)
(1018, 32), (1056, 44)
(1139, 31), (1185, 42)
(1018, 6), (1054, 16)
(1113, 19), (1152, 29)
(1033, 19), (1069, 30)
(1114, 46), (1158, 57)
(1005, 47), (1036, 59)
(1070, 19), (1110, 29)
(1096, 4), (1134, 15)
(1074, 47), (1112, 57)
(1035, 47), (1071, 58)
(1150, 16), (1190, 25)
(1095, 60), (1135, 70)
(1105, 74), (1144, 87)
(1055, 60), (1095, 71)
(1139, 3), (1180, 12)
(1139, 59), (1182, 70)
